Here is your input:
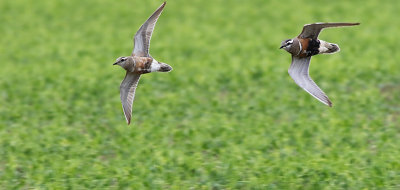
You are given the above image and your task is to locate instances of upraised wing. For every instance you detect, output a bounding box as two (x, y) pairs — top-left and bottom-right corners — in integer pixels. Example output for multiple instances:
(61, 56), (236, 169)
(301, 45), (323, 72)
(120, 72), (141, 124)
(132, 2), (166, 57)
(298, 22), (360, 39)
(288, 56), (332, 106)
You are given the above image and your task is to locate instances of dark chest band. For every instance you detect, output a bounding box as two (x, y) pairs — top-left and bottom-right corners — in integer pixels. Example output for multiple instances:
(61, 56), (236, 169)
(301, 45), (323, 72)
(306, 39), (321, 57)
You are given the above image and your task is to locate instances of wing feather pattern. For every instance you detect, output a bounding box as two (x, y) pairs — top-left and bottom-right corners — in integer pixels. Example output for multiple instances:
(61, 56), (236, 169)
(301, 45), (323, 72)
(132, 2), (166, 57)
(288, 56), (332, 107)
(120, 72), (141, 124)
(298, 22), (360, 39)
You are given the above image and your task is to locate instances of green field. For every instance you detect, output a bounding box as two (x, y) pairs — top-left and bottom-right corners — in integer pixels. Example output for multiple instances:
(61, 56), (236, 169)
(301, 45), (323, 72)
(1, 0), (400, 189)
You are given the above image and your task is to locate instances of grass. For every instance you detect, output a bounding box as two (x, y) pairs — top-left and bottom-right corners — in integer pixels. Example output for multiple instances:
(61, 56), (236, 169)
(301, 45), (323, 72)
(1, 0), (400, 189)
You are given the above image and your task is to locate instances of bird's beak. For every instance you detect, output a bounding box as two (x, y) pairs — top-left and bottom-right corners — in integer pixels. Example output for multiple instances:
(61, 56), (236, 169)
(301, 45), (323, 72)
(279, 45), (284, 49)
(113, 62), (118, 65)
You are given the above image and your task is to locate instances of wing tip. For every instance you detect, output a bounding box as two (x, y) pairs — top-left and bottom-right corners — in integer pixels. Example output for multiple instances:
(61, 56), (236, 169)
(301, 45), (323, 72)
(346, 22), (360, 26)
(122, 104), (132, 125)
(159, 2), (166, 12)
(314, 96), (333, 107)
(318, 95), (333, 107)
(125, 114), (131, 125)
(325, 97), (333, 107)
(306, 22), (360, 26)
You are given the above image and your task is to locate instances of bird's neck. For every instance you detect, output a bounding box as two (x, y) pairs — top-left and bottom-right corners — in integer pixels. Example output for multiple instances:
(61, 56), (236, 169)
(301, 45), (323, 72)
(122, 58), (136, 72)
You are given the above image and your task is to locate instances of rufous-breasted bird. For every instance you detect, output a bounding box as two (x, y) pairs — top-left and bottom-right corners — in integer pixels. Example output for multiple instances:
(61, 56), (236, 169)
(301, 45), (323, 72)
(280, 22), (360, 107)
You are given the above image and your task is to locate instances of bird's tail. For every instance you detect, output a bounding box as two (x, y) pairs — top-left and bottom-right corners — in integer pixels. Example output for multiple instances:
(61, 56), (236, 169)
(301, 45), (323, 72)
(319, 40), (340, 54)
(149, 59), (173, 73)
(158, 62), (173, 72)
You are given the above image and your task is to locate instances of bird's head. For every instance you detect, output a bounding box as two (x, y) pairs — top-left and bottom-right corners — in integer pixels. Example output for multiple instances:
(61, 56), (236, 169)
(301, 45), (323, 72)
(113, 56), (128, 67)
(280, 39), (294, 52)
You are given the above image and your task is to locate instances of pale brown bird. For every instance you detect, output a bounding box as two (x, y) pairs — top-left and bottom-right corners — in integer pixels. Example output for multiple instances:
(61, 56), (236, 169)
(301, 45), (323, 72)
(280, 22), (360, 107)
(113, 2), (172, 124)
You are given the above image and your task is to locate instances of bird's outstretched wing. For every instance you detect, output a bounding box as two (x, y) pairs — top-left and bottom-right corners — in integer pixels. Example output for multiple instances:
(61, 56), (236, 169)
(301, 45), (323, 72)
(132, 2), (166, 57)
(288, 56), (332, 107)
(298, 22), (360, 39)
(120, 72), (141, 124)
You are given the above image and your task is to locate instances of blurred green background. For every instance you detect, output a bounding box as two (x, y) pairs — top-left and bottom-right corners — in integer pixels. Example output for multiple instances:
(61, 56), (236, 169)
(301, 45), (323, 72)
(1, 0), (400, 189)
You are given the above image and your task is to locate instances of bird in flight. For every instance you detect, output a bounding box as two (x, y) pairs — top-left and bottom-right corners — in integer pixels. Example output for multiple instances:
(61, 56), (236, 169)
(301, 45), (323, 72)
(113, 2), (172, 124)
(280, 22), (359, 107)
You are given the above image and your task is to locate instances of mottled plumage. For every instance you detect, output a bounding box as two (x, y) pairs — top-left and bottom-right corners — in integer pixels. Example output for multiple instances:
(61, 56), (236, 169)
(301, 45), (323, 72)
(113, 2), (172, 124)
(280, 22), (360, 106)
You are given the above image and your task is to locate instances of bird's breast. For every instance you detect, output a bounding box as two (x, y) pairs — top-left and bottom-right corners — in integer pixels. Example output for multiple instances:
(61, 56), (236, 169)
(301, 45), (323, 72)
(297, 38), (310, 57)
(297, 38), (320, 58)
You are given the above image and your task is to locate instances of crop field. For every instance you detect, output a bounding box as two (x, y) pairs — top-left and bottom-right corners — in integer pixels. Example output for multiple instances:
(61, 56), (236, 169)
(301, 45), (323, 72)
(0, 0), (400, 189)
